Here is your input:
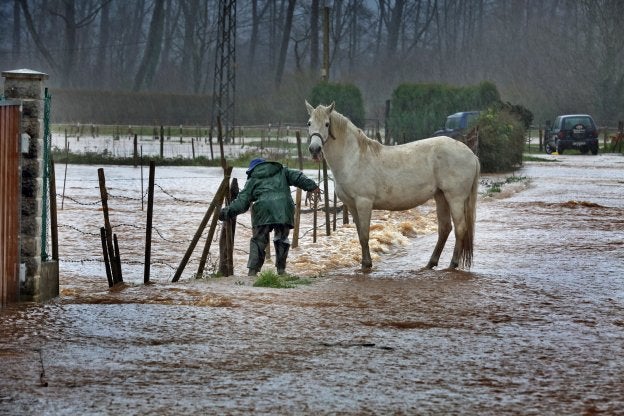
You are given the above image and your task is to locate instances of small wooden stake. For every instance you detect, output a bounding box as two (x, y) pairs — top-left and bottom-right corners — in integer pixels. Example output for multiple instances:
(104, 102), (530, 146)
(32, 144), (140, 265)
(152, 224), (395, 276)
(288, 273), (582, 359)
(100, 227), (113, 288)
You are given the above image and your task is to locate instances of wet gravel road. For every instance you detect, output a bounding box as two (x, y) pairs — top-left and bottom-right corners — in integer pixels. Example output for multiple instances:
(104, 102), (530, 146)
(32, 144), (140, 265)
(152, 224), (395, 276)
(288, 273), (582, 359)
(1, 154), (623, 415)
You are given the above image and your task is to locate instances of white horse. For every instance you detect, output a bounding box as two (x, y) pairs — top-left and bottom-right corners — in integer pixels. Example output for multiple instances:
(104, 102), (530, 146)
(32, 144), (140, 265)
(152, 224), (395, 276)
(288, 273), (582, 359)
(306, 101), (480, 271)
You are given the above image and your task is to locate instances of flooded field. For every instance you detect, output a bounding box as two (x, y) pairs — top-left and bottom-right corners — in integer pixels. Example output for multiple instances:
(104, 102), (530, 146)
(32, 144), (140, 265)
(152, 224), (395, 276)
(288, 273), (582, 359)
(1, 153), (623, 414)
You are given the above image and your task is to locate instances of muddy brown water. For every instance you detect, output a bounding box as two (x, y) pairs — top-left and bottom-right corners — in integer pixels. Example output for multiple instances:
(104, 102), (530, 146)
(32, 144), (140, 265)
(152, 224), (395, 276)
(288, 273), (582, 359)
(1, 154), (623, 415)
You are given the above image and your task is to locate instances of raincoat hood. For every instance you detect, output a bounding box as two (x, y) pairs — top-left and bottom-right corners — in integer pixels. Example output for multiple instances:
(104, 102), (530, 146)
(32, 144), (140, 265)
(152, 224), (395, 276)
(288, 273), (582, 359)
(246, 158), (266, 174)
(248, 161), (282, 179)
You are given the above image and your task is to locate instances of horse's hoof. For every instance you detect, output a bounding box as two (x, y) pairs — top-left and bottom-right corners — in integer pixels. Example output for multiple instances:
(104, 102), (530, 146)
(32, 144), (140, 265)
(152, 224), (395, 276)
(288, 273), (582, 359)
(425, 262), (437, 269)
(361, 264), (373, 273)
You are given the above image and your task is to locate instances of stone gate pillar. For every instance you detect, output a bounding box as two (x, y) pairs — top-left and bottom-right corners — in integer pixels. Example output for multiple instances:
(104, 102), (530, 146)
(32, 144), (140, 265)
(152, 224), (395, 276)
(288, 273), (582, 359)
(2, 68), (58, 302)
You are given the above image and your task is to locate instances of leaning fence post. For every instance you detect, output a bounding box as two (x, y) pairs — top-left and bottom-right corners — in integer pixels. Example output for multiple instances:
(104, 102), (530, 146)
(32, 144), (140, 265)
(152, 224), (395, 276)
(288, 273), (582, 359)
(172, 166), (233, 282)
(144, 161), (155, 284)
(196, 200), (223, 278)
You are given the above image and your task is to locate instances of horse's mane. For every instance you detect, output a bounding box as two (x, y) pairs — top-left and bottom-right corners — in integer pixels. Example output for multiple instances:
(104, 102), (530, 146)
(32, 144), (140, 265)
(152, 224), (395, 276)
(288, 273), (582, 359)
(330, 110), (382, 156)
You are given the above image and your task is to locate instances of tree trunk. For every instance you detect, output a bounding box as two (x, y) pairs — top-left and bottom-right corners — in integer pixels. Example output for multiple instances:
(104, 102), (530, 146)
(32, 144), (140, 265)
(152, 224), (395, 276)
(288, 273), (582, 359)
(274, 0), (296, 88)
(310, 0), (320, 71)
(94, 0), (110, 85)
(12, 0), (21, 60)
(133, 0), (166, 91)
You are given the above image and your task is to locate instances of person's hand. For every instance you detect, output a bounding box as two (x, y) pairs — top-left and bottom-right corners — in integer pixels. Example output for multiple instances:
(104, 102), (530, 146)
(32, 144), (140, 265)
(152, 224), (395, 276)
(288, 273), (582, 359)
(311, 187), (322, 195)
(218, 208), (227, 221)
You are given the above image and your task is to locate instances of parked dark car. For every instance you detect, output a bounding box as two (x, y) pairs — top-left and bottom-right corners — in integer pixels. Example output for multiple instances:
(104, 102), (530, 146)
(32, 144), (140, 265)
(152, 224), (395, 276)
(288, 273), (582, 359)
(434, 111), (480, 139)
(545, 114), (599, 155)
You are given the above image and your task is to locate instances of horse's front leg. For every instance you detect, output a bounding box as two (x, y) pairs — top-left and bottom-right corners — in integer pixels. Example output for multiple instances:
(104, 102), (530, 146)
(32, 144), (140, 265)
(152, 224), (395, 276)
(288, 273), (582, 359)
(353, 198), (373, 271)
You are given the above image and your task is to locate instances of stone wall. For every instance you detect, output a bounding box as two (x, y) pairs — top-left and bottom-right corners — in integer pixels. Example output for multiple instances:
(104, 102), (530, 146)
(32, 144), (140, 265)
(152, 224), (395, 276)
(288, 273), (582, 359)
(2, 69), (58, 302)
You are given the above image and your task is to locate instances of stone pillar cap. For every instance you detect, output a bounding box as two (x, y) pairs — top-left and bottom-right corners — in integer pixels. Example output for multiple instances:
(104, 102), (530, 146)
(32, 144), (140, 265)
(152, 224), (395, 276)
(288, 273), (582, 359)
(2, 68), (49, 80)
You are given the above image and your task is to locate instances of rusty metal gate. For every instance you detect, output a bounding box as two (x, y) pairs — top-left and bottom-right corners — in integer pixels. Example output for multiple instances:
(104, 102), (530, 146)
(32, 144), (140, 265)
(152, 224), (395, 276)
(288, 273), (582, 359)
(1, 101), (21, 306)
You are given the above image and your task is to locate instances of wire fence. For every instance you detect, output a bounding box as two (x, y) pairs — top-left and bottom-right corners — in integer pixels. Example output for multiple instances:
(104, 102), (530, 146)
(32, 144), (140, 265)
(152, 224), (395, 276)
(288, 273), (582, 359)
(55, 166), (338, 282)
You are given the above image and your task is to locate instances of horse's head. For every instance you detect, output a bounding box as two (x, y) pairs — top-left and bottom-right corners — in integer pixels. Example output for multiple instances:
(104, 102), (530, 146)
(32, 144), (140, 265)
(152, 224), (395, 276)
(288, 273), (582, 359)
(305, 100), (335, 161)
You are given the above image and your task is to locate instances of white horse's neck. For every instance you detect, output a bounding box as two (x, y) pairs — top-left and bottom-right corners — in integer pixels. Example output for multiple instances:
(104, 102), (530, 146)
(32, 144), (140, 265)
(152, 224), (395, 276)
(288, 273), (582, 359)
(324, 113), (376, 179)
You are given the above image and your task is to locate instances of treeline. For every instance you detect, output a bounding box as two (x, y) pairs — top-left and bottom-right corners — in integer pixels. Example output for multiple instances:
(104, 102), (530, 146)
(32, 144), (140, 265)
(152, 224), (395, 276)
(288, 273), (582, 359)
(3, 1), (624, 125)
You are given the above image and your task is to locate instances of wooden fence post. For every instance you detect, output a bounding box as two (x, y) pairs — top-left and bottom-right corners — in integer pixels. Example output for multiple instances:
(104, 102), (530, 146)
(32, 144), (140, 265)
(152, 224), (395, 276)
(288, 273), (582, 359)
(49, 156), (59, 260)
(144, 161), (155, 284)
(133, 134), (138, 167)
(100, 227), (113, 287)
(98, 168), (122, 284)
(160, 125), (164, 158)
(323, 159), (331, 236)
(113, 234), (123, 282)
(333, 191), (337, 232)
(292, 131), (304, 248)
(219, 178), (239, 276)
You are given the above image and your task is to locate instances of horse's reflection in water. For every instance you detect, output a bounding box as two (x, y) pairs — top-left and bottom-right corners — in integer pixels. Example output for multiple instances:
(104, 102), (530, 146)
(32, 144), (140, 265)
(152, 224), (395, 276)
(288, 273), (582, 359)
(306, 101), (480, 272)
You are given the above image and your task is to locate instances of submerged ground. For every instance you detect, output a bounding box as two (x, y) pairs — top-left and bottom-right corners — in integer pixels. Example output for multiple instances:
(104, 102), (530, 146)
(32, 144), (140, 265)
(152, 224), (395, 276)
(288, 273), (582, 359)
(1, 154), (623, 414)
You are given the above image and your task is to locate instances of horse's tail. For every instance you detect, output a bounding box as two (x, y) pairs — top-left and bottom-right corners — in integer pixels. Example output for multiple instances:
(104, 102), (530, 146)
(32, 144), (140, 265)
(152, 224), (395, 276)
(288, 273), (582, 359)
(460, 159), (480, 269)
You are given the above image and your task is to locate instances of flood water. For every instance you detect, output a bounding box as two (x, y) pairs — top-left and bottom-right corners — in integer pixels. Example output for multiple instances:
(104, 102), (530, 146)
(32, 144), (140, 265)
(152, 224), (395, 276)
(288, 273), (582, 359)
(1, 154), (623, 414)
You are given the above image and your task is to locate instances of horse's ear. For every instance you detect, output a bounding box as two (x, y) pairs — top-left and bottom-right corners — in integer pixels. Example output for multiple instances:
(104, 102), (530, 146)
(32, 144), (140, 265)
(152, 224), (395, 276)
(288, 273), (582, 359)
(305, 100), (314, 115)
(328, 101), (335, 114)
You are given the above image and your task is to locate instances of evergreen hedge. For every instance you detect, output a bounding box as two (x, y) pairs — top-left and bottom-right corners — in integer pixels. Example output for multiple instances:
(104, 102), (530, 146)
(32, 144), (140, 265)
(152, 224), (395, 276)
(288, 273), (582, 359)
(308, 82), (365, 127)
(389, 81), (500, 142)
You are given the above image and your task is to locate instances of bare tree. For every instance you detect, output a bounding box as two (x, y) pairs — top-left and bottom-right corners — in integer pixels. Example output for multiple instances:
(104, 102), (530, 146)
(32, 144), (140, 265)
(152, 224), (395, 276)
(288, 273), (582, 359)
(12, 0), (21, 61)
(274, 0), (296, 88)
(385, 0), (406, 60)
(310, 0), (320, 71)
(93, 0), (110, 85)
(133, 0), (166, 91)
(17, 0), (59, 72)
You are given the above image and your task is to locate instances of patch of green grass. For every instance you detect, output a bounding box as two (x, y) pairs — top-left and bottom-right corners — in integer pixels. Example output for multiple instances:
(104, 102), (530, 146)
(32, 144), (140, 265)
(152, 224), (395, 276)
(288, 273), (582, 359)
(483, 175), (527, 196)
(488, 182), (502, 194)
(505, 175), (527, 184)
(252, 270), (311, 288)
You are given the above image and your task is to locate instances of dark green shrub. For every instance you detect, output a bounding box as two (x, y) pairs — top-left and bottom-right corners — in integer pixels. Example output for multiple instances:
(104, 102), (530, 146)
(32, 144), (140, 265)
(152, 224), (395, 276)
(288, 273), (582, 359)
(477, 108), (526, 173)
(389, 81), (501, 142)
(308, 82), (365, 127)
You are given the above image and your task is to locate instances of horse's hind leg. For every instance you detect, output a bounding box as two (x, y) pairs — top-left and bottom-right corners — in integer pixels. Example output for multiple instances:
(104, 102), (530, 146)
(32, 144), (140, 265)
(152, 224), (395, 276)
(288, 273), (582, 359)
(448, 198), (469, 269)
(427, 190), (452, 269)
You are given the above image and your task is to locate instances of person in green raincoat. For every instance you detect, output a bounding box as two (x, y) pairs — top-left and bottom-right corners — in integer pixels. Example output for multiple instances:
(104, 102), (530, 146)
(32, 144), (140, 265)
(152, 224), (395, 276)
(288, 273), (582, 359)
(219, 158), (320, 276)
